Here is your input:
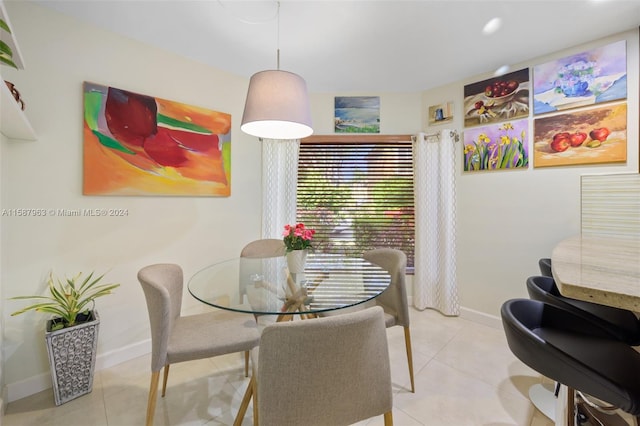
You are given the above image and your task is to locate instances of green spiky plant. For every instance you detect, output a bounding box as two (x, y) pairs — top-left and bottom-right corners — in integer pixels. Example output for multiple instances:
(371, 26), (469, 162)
(0, 18), (18, 69)
(11, 272), (120, 331)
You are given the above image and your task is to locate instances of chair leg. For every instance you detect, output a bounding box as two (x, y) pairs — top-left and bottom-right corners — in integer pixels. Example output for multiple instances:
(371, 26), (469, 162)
(566, 386), (575, 426)
(161, 364), (170, 397)
(146, 371), (160, 426)
(384, 410), (394, 426)
(252, 373), (259, 426)
(234, 376), (254, 426)
(244, 350), (250, 377)
(403, 326), (415, 393)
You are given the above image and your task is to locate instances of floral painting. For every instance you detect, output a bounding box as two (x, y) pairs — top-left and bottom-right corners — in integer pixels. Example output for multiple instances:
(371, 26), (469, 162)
(463, 119), (529, 172)
(83, 82), (231, 196)
(533, 40), (626, 115)
(533, 102), (627, 168)
(463, 68), (529, 128)
(334, 96), (380, 133)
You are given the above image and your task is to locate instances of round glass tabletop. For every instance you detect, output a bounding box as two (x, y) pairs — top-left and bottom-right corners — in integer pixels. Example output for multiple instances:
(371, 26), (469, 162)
(188, 253), (391, 318)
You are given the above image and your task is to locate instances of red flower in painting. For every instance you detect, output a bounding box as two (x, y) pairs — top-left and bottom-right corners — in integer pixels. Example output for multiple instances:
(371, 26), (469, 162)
(95, 87), (226, 183)
(83, 82), (232, 195)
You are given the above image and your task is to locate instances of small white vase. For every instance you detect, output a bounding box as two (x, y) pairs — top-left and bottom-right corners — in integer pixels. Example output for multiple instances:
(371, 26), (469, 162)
(286, 250), (308, 274)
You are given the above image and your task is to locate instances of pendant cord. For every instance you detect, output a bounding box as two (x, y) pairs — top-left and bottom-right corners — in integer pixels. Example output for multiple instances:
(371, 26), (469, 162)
(276, 1), (280, 70)
(216, 0), (278, 24)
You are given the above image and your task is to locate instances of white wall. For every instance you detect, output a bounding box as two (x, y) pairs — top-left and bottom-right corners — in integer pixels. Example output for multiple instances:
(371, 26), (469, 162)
(0, 1), (264, 400)
(0, 131), (5, 418)
(421, 29), (639, 318)
(0, 2), (424, 401)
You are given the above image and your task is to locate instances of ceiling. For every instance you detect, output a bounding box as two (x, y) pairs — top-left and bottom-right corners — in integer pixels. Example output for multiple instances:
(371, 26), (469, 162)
(32, 0), (640, 93)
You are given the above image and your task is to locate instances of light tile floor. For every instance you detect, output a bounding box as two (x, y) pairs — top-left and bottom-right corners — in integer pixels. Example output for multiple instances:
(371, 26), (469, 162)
(3, 308), (556, 426)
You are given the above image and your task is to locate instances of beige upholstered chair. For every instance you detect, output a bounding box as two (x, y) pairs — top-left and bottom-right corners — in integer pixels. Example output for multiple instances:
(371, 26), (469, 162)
(240, 238), (286, 258)
(364, 248), (415, 393)
(137, 263), (260, 426)
(236, 306), (393, 426)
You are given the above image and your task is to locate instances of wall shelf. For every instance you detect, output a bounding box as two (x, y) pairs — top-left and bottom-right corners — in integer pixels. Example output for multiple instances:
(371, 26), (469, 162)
(1, 77), (35, 140)
(0, 0), (35, 141)
(0, 0), (25, 70)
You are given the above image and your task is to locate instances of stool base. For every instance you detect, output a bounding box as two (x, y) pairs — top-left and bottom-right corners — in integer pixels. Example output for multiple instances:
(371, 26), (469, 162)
(529, 383), (556, 421)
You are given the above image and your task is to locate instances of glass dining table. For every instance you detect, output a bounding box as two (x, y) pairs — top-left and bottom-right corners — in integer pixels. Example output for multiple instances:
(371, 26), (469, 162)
(188, 253), (391, 322)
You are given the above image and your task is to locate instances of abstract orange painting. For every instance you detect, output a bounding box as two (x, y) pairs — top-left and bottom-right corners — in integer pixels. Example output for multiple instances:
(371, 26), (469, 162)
(83, 82), (231, 196)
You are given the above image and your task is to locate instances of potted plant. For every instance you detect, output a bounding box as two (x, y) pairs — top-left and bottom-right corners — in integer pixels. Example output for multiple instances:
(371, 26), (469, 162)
(0, 17), (18, 69)
(10, 271), (120, 405)
(282, 223), (315, 273)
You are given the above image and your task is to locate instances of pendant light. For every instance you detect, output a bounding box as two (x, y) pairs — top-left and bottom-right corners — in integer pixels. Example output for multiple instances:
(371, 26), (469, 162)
(240, 1), (313, 140)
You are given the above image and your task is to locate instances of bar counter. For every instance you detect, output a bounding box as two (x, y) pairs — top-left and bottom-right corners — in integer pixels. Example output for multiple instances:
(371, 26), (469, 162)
(552, 235), (640, 312)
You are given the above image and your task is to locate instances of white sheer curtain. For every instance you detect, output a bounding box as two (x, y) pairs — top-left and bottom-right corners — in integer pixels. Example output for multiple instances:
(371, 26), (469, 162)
(413, 130), (459, 316)
(261, 138), (300, 239)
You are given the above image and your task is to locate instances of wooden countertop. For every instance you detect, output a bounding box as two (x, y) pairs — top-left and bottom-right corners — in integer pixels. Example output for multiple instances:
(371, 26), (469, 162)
(552, 235), (640, 312)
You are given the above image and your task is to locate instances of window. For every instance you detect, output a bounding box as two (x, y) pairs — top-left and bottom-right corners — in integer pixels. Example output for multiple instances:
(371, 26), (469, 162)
(297, 135), (415, 268)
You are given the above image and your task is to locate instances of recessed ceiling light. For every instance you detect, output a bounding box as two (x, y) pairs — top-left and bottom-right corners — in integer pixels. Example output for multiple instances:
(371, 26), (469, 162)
(482, 17), (502, 35)
(494, 65), (510, 76)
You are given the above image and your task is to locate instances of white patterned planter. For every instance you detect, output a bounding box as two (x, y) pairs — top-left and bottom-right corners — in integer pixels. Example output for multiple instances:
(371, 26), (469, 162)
(45, 310), (99, 406)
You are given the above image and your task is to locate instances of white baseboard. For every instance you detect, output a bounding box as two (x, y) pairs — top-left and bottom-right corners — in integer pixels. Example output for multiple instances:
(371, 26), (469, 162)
(0, 391), (6, 425)
(459, 306), (502, 329)
(407, 295), (502, 330)
(95, 338), (150, 371)
(5, 308), (503, 403)
(6, 339), (150, 403)
(6, 371), (50, 404)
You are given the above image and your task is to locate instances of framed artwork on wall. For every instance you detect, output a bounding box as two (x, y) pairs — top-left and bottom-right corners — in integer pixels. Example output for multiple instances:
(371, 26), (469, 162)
(334, 96), (380, 133)
(83, 82), (231, 196)
(533, 102), (627, 168)
(428, 101), (454, 125)
(463, 68), (530, 128)
(533, 40), (627, 115)
(463, 118), (529, 172)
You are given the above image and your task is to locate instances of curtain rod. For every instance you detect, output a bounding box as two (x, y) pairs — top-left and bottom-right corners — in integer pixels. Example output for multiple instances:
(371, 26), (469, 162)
(413, 130), (460, 142)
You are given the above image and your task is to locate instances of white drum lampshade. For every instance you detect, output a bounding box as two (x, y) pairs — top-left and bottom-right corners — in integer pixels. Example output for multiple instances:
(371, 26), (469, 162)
(240, 69), (313, 140)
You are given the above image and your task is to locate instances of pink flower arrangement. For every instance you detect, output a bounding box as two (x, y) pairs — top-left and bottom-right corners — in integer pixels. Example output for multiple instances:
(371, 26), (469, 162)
(282, 223), (315, 252)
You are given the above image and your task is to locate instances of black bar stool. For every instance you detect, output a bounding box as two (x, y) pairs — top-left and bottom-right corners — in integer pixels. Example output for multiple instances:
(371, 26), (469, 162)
(539, 257), (553, 277)
(501, 298), (640, 425)
(526, 275), (640, 346)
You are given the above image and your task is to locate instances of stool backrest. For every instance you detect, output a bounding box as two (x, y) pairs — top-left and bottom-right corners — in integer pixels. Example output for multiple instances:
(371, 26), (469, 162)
(502, 298), (640, 416)
(538, 258), (553, 277)
(526, 275), (640, 345)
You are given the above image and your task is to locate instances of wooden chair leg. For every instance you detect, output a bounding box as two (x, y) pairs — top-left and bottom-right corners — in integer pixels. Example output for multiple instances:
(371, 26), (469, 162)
(252, 373), (259, 426)
(146, 371), (160, 426)
(161, 364), (170, 397)
(384, 410), (394, 426)
(404, 326), (415, 393)
(234, 376), (254, 426)
(244, 351), (250, 377)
